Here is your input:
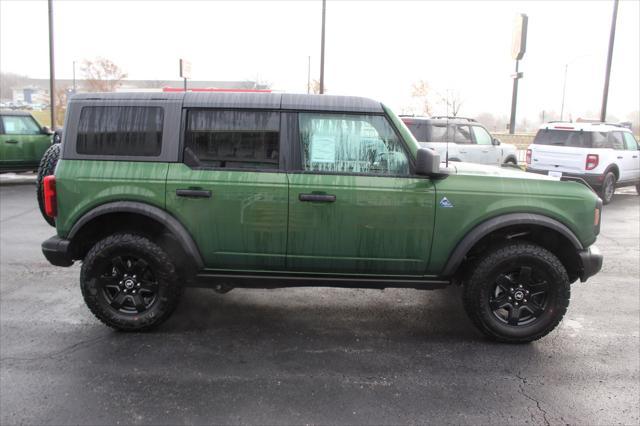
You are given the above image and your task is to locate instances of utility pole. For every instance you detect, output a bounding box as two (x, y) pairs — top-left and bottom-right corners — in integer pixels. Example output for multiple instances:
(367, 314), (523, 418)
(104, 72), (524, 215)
(600, 0), (618, 122)
(48, 0), (56, 127)
(72, 61), (76, 93)
(560, 63), (568, 121)
(319, 0), (326, 94)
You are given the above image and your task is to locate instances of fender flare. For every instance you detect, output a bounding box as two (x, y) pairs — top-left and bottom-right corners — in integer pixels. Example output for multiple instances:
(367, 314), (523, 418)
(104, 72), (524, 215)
(441, 213), (583, 277)
(68, 201), (204, 270)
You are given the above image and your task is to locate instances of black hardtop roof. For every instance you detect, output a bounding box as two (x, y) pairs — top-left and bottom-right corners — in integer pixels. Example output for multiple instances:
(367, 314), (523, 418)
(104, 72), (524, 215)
(69, 92), (384, 113)
(0, 109), (35, 117)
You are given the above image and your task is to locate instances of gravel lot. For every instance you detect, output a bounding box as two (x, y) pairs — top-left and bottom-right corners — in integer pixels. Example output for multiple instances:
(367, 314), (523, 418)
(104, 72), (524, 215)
(1, 184), (638, 425)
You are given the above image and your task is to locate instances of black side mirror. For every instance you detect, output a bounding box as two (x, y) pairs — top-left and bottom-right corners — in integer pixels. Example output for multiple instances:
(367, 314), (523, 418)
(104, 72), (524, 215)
(415, 147), (440, 176)
(492, 138), (501, 146)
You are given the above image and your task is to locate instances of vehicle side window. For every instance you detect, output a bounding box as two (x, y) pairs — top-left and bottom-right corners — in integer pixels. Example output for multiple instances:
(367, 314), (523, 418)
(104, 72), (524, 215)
(454, 125), (473, 144)
(429, 124), (449, 142)
(1, 115), (41, 135)
(609, 132), (625, 150)
(471, 126), (492, 145)
(184, 110), (279, 170)
(298, 113), (409, 176)
(591, 132), (610, 148)
(623, 132), (639, 151)
(76, 106), (163, 156)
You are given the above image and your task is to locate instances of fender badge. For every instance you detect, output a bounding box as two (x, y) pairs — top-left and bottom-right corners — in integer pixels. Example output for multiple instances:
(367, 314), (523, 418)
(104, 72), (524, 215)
(439, 197), (454, 208)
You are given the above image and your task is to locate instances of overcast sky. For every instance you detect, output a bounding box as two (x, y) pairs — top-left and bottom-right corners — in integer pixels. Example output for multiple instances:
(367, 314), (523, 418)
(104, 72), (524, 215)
(1, 0), (638, 122)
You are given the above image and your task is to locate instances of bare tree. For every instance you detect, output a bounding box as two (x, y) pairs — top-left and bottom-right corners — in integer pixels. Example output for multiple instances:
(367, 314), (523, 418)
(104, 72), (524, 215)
(81, 58), (127, 92)
(410, 80), (433, 116)
(309, 79), (323, 94)
(439, 90), (464, 117)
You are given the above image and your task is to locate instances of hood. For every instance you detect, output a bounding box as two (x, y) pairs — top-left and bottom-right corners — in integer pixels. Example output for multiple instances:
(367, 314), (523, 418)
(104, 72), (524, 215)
(448, 161), (560, 181)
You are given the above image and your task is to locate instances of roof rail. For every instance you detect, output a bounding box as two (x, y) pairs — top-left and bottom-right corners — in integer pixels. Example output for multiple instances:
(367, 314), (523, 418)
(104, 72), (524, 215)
(430, 115), (477, 122)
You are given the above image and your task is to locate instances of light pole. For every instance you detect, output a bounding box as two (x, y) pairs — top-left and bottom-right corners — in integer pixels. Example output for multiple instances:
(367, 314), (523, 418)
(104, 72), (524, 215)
(319, 0), (326, 94)
(560, 54), (595, 122)
(600, 0), (619, 122)
(48, 0), (56, 127)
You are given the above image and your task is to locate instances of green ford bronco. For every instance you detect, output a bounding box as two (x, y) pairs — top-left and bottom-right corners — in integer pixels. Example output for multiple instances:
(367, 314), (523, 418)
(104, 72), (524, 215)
(40, 92), (603, 342)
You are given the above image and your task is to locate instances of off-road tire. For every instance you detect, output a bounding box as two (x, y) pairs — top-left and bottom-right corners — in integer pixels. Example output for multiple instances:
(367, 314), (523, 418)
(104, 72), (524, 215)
(599, 171), (616, 205)
(81, 233), (182, 331)
(36, 143), (61, 227)
(463, 241), (570, 343)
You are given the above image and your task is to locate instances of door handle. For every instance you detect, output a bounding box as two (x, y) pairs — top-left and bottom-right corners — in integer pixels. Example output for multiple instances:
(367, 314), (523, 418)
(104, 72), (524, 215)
(632, 155), (638, 158)
(617, 156), (623, 159)
(299, 193), (336, 203)
(176, 189), (211, 198)
(459, 151), (467, 154)
(4, 140), (18, 144)
(482, 150), (489, 153)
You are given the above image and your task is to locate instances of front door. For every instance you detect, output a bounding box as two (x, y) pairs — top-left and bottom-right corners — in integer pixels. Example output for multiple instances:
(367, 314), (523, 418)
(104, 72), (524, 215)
(622, 132), (640, 181)
(165, 109), (288, 270)
(0, 114), (50, 169)
(286, 112), (436, 275)
(471, 125), (500, 165)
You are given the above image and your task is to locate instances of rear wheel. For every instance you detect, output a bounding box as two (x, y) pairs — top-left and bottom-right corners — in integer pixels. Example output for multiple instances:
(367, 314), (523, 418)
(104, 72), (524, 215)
(81, 233), (182, 331)
(599, 172), (616, 204)
(36, 144), (60, 226)
(463, 242), (570, 343)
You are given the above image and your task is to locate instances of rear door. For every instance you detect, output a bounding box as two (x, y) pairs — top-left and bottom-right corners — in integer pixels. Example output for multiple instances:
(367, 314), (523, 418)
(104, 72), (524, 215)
(165, 109), (289, 270)
(286, 111), (435, 275)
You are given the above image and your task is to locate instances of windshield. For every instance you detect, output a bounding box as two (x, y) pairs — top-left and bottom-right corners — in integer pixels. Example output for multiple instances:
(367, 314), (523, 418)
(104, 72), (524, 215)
(533, 129), (592, 148)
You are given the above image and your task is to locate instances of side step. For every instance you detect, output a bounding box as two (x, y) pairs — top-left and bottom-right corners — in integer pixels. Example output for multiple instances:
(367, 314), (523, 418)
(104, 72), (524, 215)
(192, 271), (450, 291)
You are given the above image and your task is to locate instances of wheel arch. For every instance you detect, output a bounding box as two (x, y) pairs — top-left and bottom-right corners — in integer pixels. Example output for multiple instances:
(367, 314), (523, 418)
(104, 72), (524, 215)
(442, 213), (583, 281)
(604, 163), (619, 180)
(68, 201), (204, 274)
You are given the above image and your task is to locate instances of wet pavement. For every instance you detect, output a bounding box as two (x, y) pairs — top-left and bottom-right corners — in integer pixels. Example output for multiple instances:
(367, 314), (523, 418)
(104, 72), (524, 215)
(1, 184), (638, 425)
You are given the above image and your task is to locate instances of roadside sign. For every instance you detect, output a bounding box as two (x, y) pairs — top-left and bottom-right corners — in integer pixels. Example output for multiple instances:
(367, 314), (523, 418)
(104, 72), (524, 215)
(511, 14), (528, 60)
(179, 59), (191, 79)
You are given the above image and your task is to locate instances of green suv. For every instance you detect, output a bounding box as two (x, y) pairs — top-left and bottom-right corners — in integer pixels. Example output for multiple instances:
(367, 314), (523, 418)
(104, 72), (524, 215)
(0, 110), (53, 172)
(41, 92), (603, 342)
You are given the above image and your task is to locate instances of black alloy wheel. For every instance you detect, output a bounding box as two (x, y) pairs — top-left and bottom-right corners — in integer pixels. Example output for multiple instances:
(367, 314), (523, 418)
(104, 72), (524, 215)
(489, 266), (549, 326)
(81, 233), (182, 331)
(463, 242), (570, 343)
(99, 256), (158, 314)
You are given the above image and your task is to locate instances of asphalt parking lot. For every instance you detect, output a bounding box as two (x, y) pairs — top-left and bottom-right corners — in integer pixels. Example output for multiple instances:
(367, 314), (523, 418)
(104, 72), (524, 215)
(1, 183), (638, 425)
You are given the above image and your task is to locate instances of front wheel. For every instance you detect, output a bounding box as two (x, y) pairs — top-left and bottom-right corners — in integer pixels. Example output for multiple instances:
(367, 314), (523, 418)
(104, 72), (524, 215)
(463, 242), (570, 343)
(81, 233), (183, 331)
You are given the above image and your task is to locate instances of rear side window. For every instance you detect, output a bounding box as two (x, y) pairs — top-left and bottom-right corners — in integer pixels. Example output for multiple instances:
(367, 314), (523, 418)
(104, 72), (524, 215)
(454, 125), (473, 144)
(532, 129), (592, 148)
(76, 106), (164, 156)
(185, 110), (280, 169)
